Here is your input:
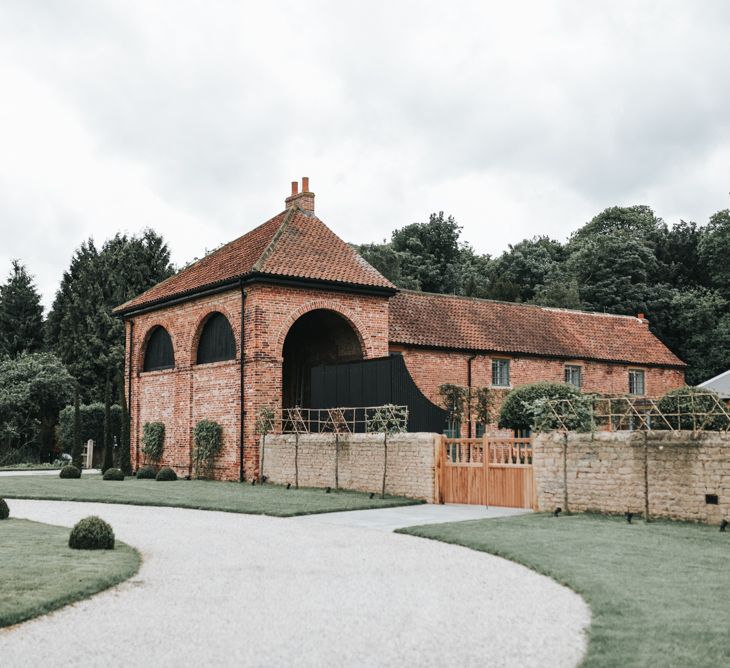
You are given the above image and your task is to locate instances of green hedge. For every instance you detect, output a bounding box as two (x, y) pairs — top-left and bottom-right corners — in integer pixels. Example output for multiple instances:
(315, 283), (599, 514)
(156, 466), (178, 481)
(68, 516), (115, 550)
(59, 403), (121, 453)
(135, 466), (157, 479)
(655, 387), (729, 431)
(499, 382), (581, 431)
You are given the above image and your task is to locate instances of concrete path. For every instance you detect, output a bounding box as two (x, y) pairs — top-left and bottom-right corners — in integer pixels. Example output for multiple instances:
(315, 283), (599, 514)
(293, 502), (529, 531)
(2, 500), (589, 668)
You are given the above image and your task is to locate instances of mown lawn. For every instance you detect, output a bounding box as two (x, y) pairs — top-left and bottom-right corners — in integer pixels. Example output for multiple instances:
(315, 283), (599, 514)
(0, 518), (140, 627)
(0, 474), (421, 516)
(399, 513), (730, 668)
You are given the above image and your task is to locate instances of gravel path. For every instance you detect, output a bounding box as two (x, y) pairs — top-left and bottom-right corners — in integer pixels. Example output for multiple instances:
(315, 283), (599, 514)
(2, 500), (589, 668)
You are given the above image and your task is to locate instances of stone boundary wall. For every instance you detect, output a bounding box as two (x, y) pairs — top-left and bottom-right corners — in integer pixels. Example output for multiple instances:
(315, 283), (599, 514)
(534, 431), (730, 524)
(262, 433), (439, 501)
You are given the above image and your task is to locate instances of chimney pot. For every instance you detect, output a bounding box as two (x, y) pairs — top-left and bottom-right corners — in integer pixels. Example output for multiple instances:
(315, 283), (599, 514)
(284, 177), (315, 212)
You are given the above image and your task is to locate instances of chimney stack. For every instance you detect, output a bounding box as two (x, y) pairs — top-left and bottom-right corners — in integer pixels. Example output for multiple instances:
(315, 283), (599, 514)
(285, 177), (315, 212)
(637, 313), (649, 326)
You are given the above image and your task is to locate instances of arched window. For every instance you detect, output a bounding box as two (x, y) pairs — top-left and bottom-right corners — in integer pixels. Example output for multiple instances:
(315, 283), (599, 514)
(143, 326), (175, 371)
(196, 312), (236, 364)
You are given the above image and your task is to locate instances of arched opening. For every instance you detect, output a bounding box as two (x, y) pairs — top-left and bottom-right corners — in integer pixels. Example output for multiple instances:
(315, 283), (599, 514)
(196, 312), (236, 364)
(282, 309), (363, 408)
(143, 326), (175, 372)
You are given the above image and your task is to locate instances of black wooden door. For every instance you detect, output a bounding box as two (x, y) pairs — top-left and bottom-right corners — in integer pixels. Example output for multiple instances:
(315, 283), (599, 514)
(310, 354), (447, 432)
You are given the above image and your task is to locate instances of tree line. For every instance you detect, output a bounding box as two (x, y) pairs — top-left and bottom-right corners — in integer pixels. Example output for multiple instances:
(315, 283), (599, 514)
(1, 204), (727, 463)
(0, 231), (173, 463)
(356, 206), (730, 385)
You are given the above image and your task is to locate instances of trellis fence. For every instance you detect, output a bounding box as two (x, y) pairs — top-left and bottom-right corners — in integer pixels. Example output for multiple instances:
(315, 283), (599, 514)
(538, 393), (730, 433)
(273, 405), (409, 435)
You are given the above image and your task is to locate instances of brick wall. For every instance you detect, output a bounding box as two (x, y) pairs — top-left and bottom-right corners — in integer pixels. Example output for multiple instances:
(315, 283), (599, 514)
(533, 431), (730, 524)
(398, 346), (685, 436)
(124, 278), (684, 482)
(126, 283), (389, 480)
(262, 432), (439, 501)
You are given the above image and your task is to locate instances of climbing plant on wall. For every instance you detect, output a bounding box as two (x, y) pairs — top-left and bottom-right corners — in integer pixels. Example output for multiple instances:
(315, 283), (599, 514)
(141, 422), (165, 465)
(193, 419), (223, 479)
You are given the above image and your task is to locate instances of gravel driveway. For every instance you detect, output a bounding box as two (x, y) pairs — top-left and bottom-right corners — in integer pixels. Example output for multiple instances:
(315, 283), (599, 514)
(2, 500), (589, 668)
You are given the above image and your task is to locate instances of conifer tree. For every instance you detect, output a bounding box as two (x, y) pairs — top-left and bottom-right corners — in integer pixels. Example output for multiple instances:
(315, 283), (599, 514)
(102, 375), (113, 473)
(117, 370), (132, 476)
(46, 230), (173, 401)
(72, 384), (83, 468)
(0, 260), (44, 357)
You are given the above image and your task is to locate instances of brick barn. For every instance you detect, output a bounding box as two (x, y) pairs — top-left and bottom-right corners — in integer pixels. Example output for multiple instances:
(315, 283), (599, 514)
(114, 179), (686, 480)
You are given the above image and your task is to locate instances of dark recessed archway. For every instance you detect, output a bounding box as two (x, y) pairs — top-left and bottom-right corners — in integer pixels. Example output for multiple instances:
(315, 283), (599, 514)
(196, 312), (236, 365)
(282, 309), (363, 408)
(143, 326), (175, 372)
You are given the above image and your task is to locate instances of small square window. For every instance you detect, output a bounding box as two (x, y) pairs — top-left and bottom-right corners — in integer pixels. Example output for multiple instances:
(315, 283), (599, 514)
(492, 359), (510, 387)
(565, 365), (582, 388)
(629, 369), (645, 396)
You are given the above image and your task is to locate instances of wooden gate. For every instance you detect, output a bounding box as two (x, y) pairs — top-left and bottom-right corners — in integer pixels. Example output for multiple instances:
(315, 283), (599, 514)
(436, 436), (536, 509)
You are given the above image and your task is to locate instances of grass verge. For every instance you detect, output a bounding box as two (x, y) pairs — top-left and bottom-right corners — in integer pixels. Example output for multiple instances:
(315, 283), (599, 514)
(0, 474), (421, 517)
(398, 513), (730, 668)
(0, 518), (140, 628)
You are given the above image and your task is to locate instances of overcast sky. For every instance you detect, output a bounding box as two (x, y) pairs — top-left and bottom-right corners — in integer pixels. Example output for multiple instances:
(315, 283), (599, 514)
(2, 1), (730, 309)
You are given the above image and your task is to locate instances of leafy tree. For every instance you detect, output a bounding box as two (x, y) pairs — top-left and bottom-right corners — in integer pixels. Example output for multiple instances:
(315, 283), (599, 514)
(531, 271), (582, 309)
(698, 209), (730, 299)
(0, 353), (73, 463)
(0, 260), (44, 357)
(486, 236), (565, 303)
(355, 242), (420, 290)
(570, 205), (666, 244)
(655, 387), (728, 431)
(460, 247), (492, 297)
(566, 207), (668, 317)
(499, 382), (581, 432)
(391, 212), (464, 293)
(46, 230), (174, 401)
(658, 288), (730, 385)
(356, 212), (492, 296)
(657, 220), (708, 288)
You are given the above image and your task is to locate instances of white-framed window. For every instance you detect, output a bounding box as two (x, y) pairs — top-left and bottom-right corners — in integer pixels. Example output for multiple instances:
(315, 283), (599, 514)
(629, 369), (646, 396)
(565, 365), (582, 389)
(492, 358), (510, 387)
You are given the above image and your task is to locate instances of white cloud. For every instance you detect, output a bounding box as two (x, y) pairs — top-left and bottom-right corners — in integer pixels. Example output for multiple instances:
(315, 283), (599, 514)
(1, 0), (729, 308)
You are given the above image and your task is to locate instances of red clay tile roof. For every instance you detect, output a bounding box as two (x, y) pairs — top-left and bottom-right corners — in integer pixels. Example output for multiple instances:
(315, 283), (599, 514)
(114, 207), (394, 313)
(389, 291), (684, 368)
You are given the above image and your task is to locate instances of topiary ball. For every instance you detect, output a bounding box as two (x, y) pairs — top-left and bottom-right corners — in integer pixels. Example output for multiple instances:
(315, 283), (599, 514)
(59, 464), (81, 479)
(102, 468), (125, 481)
(68, 516), (115, 550)
(0, 498), (9, 520)
(156, 466), (178, 481)
(136, 466), (157, 479)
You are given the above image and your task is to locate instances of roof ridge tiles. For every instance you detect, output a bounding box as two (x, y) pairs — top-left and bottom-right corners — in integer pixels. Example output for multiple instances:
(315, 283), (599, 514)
(397, 288), (640, 321)
(251, 207), (297, 272)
